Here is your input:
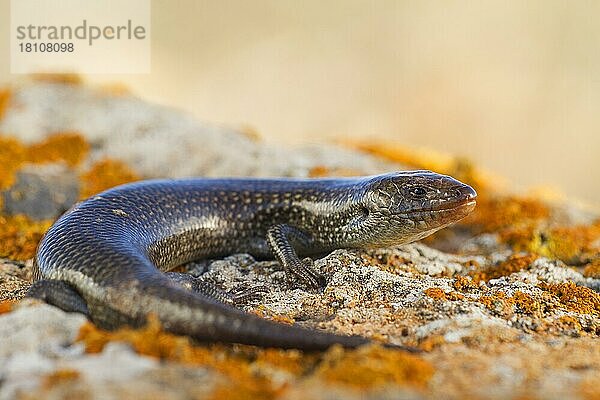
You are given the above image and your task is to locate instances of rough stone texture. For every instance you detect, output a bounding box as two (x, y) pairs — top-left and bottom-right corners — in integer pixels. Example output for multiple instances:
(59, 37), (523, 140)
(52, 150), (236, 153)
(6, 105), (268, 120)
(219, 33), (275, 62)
(2, 163), (79, 220)
(0, 259), (31, 301)
(0, 83), (399, 179)
(0, 81), (598, 399)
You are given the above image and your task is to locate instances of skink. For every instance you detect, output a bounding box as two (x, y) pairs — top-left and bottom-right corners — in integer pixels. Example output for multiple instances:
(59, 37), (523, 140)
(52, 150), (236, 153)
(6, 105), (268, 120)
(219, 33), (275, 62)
(29, 171), (476, 350)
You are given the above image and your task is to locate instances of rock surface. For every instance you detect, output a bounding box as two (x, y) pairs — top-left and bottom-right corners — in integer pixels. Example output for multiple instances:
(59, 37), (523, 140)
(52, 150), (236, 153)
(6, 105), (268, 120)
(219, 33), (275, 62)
(2, 164), (79, 220)
(0, 81), (598, 399)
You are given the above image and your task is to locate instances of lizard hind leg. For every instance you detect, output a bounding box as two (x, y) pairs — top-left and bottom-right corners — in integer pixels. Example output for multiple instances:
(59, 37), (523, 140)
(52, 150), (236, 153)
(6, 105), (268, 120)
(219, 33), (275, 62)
(27, 279), (90, 317)
(166, 272), (267, 306)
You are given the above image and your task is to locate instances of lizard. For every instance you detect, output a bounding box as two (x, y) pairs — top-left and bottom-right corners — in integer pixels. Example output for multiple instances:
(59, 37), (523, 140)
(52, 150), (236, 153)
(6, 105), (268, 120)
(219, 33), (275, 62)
(28, 170), (476, 350)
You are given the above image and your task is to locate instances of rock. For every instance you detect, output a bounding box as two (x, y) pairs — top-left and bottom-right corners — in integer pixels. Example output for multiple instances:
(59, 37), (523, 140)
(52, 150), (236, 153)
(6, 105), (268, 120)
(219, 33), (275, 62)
(0, 81), (598, 399)
(2, 163), (79, 220)
(0, 83), (401, 179)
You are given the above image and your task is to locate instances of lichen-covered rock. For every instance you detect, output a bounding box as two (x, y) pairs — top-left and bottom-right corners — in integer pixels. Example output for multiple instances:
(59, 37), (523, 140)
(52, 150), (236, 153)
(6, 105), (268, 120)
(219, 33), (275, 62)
(0, 80), (598, 399)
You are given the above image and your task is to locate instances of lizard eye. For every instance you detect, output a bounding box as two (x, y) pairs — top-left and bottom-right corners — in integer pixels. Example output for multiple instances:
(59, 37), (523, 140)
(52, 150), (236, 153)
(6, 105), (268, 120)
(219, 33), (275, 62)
(409, 186), (428, 199)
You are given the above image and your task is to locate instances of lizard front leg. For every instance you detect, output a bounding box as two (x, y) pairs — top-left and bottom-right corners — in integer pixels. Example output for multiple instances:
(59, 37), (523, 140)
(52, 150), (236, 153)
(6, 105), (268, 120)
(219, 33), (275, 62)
(266, 224), (325, 289)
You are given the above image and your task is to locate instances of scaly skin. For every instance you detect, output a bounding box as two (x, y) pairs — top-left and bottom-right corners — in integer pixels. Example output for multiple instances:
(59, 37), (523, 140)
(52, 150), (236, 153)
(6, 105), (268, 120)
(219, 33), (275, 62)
(29, 170), (476, 350)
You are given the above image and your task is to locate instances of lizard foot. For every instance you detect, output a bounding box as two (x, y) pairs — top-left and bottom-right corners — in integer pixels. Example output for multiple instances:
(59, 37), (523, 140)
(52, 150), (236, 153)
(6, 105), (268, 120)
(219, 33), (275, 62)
(27, 279), (90, 316)
(287, 257), (326, 290)
(166, 272), (267, 306)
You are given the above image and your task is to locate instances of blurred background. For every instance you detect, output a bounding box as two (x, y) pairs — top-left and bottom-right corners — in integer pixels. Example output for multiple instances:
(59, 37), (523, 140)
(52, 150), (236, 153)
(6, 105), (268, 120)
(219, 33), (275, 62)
(0, 0), (598, 205)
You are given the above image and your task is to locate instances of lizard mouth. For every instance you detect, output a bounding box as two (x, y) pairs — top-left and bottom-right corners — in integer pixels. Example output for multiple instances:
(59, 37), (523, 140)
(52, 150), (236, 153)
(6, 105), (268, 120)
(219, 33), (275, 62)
(430, 198), (476, 212)
(399, 198), (477, 219)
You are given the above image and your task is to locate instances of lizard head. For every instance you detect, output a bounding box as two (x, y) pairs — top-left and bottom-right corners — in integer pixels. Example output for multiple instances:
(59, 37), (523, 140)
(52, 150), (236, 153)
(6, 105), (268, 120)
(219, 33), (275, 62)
(350, 170), (477, 246)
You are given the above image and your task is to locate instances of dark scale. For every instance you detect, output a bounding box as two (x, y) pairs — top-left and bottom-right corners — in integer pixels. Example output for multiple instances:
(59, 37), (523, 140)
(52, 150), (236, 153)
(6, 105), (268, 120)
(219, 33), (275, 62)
(29, 171), (476, 350)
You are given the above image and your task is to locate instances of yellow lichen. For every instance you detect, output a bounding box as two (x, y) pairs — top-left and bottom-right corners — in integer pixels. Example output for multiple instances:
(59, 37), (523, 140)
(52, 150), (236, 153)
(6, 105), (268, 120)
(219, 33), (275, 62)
(497, 221), (600, 265)
(466, 193), (599, 265)
(539, 282), (600, 316)
(80, 159), (141, 199)
(25, 132), (90, 167)
(0, 214), (52, 260)
(315, 344), (434, 389)
(424, 287), (446, 300)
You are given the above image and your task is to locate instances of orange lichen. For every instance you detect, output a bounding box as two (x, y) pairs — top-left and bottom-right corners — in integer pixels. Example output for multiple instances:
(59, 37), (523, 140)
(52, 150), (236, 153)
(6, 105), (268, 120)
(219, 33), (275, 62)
(0, 136), (27, 190)
(308, 166), (362, 178)
(30, 73), (83, 85)
(254, 348), (314, 376)
(0, 132), (90, 195)
(251, 305), (295, 324)
(78, 317), (281, 399)
(466, 196), (550, 233)
(315, 344), (434, 389)
(579, 376), (600, 400)
(498, 221), (600, 265)
(539, 282), (600, 316)
(424, 287), (464, 301)
(0, 300), (15, 314)
(583, 259), (600, 279)
(424, 287), (446, 300)
(512, 291), (543, 315)
(452, 275), (480, 292)
(476, 290), (544, 317)
(535, 222), (600, 263)
(470, 254), (538, 283)
(465, 190), (599, 265)
(42, 369), (81, 389)
(363, 253), (414, 275)
(477, 291), (514, 315)
(418, 335), (446, 352)
(25, 132), (90, 167)
(554, 315), (583, 334)
(0, 214), (52, 260)
(97, 83), (132, 96)
(207, 383), (281, 400)
(345, 140), (496, 199)
(0, 89), (10, 120)
(77, 315), (435, 396)
(80, 158), (141, 199)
